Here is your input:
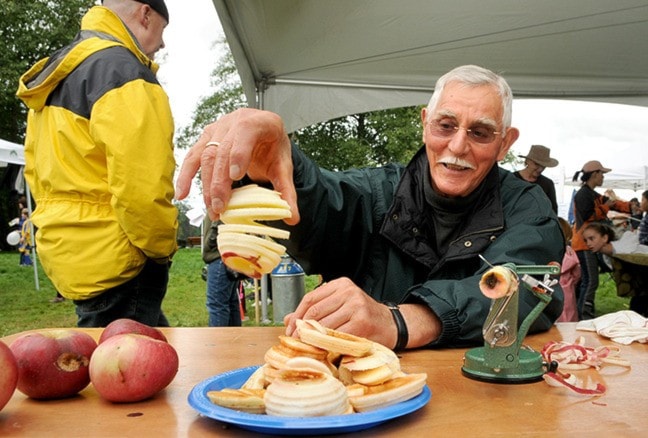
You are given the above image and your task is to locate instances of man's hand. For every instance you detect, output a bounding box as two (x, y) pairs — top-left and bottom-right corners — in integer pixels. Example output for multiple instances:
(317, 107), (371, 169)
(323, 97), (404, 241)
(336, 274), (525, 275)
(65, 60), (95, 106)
(284, 277), (442, 349)
(284, 277), (399, 348)
(175, 108), (300, 224)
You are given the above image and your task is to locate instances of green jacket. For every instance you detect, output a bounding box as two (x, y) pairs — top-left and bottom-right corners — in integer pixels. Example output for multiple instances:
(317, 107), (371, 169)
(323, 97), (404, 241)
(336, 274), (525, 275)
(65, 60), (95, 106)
(16, 6), (177, 300)
(281, 145), (564, 347)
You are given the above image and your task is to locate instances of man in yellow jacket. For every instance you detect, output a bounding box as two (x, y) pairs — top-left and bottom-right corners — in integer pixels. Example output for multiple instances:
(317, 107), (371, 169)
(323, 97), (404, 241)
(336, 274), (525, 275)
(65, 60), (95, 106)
(16, 0), (177, 327)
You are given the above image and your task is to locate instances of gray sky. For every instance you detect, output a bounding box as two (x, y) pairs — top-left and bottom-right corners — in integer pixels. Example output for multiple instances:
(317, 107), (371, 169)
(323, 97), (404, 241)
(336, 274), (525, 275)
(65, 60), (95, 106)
(157, 0), (222, 130)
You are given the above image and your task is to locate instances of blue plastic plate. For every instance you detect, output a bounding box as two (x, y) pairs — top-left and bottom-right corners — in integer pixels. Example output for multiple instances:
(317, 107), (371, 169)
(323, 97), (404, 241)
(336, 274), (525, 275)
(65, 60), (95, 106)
(188, 365), (431, 435)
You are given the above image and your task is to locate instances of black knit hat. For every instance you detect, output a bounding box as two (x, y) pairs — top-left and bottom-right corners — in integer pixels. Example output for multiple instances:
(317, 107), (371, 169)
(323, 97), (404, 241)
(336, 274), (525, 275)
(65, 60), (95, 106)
(103, 0), (169, 23)
(134, 0), (169, 23)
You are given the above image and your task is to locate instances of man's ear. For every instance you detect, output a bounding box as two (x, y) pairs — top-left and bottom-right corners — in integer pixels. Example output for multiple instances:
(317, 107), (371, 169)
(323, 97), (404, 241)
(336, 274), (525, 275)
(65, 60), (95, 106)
(136, 4), (153, 28)
(497, 127), (519, 161)
(420, 107), (428, 143)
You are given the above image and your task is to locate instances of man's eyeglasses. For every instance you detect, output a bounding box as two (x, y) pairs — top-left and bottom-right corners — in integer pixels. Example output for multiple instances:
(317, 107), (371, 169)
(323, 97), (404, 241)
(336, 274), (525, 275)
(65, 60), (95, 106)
(427, 119), (502, 144)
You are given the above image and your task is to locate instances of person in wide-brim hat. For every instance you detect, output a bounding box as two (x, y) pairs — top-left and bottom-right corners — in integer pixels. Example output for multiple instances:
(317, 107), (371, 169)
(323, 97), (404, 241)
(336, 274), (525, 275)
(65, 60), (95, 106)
(518, 145), (559, 168)
(513, 145), (559, 213)
(571, 157), (633, 321)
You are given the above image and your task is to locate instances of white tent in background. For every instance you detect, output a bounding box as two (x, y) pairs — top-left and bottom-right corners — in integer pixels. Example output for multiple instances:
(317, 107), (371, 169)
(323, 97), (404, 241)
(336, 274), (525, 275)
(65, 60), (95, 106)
(0, 138), (24, 166)
(211, 0), (648, 132)
(1, 138), (39, 290)
(553, 166), (648, 192)
(591, 167), (648, 193)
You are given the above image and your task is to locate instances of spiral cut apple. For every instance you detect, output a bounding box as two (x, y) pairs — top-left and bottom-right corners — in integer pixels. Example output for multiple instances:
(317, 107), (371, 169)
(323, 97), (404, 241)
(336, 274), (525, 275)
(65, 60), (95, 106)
(217, 184), (292, 279)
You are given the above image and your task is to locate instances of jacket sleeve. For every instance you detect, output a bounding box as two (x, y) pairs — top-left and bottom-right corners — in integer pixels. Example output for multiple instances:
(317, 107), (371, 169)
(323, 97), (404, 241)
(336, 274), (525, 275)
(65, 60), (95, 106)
(283, 143), (398, 278)
(91, 79), (178, 260)
(410, 186), (565, 347)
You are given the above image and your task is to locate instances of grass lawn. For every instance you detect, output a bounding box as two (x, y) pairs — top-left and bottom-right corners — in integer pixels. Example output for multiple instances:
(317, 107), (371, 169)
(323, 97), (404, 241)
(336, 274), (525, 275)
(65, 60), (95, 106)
(0, 248), (320, 337)
(0, 248), (629, 338)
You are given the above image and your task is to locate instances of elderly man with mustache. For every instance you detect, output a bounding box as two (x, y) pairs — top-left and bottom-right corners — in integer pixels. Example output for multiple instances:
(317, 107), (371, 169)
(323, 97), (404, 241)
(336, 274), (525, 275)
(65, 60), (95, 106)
(176, 64), (564, 350)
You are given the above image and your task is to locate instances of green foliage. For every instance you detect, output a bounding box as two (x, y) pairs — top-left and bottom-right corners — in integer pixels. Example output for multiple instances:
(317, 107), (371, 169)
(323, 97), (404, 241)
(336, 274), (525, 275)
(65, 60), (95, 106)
(0, 248), (207, 337)
(0, 249), (321, 336)
(500, 149), (524, 168)
(174, 199), (201, 241)
(0, 0), (95, 143)
(596, 273), (630, 315)
(293, 106), (423, 170)
(175, 38), (246, 150)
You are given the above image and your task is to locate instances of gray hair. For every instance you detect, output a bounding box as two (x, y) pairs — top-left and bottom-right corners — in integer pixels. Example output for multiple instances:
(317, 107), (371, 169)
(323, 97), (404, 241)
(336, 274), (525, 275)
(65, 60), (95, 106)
(425, 65), (513, 129)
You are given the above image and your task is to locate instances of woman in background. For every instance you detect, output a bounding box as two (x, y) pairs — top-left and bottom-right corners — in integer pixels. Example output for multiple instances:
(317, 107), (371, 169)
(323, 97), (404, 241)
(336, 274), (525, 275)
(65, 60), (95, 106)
(571, 160), (633, 320)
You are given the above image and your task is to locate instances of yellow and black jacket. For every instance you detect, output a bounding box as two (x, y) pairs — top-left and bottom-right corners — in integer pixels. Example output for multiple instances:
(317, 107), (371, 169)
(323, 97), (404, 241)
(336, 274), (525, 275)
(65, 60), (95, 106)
(16, 6), (177, 300)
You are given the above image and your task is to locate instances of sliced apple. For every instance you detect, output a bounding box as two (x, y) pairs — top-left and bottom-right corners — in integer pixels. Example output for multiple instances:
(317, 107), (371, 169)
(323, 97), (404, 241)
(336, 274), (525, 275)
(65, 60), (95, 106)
(217, 185), (292, 277)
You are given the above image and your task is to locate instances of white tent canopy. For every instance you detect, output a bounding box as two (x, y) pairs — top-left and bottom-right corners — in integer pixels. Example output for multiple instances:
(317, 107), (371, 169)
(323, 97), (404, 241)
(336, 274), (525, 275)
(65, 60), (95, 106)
(606, 169), (648, 193)
(212, 0), (648, 133)
(0, 138), (25, 195)
(565, 167), (648, 192)
(0, 138), (25, 166)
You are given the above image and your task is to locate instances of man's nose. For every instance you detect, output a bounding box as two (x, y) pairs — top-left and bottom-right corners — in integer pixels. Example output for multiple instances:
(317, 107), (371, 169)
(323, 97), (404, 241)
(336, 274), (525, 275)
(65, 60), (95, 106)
(446, 130), (471, 155)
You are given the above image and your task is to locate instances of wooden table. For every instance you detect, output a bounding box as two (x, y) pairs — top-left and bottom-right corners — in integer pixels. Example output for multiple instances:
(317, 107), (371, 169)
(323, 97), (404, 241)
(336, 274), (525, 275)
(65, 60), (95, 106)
(1, 324), (646, 437)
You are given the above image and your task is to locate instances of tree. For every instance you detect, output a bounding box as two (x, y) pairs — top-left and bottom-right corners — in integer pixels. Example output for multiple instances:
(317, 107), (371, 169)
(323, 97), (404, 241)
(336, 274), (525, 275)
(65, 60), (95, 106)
(174, 199), (197, 244)
(0, 0), (94, 251)
(293, 107), (422, 170)
(0, 0), (95, 143)
(175, 38), (246, 150)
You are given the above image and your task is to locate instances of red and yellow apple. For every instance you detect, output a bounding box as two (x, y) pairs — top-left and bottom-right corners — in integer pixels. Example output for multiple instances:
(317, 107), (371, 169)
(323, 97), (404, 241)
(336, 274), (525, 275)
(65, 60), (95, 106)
(89, 333), (178, 403)
(10, 330), (97, 399)
(98, 318), (167, 344)
(0, 340), (18, 411)
(216, 184), (292, 278)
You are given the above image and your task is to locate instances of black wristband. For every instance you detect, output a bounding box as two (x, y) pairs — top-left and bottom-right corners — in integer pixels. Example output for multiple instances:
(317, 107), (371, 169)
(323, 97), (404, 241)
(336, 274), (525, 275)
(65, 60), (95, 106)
(384, 302), (408, 351)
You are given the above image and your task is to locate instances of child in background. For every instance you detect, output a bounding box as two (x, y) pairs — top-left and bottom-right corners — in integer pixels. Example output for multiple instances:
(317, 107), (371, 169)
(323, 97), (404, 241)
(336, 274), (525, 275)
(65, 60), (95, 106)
(582, 222), (648, 317)
(557, 217), (580, 322)
(18, 208), (33, 266)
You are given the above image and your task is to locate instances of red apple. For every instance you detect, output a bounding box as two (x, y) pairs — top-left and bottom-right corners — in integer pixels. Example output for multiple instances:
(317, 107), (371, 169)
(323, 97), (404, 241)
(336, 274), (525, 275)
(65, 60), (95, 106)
(98, 318), (167, 344)
(89, 333), (178, 403)
(0, 341), (18, 411)
(10, 330), (97, 399)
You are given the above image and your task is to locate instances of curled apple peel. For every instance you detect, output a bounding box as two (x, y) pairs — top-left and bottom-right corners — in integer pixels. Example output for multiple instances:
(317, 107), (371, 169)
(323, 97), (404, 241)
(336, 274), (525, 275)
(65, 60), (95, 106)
(217, 184), (292, 278)
(541, 337), (630, 396)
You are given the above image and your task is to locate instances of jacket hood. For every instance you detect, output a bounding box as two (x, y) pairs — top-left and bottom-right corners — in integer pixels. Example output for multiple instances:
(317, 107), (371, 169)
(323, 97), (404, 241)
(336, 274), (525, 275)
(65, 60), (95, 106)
(16, 6), (158, 111)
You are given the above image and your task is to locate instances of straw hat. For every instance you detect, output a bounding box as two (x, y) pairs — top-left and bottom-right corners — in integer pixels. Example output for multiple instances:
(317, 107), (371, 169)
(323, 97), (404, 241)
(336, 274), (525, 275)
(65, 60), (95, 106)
(518, 145), (558, 168)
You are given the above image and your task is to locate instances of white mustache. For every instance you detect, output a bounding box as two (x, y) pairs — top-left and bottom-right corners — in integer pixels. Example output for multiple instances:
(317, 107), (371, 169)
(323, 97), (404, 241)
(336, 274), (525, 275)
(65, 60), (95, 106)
(437, 156), (475, 170)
